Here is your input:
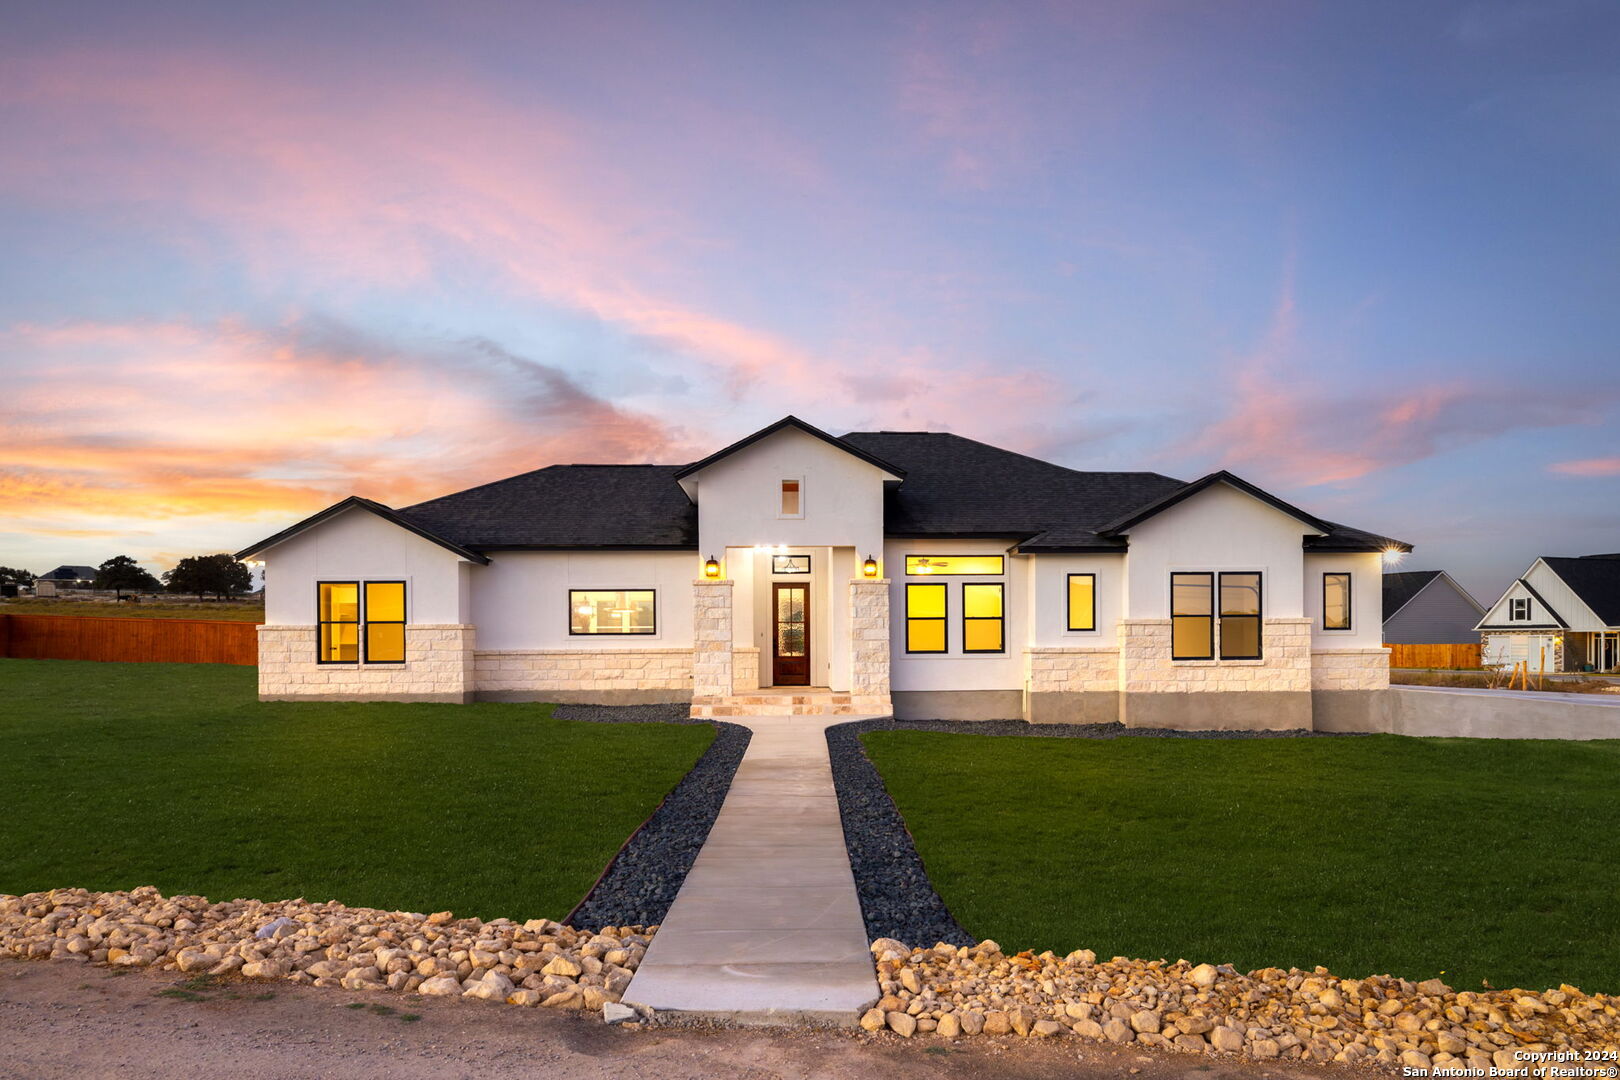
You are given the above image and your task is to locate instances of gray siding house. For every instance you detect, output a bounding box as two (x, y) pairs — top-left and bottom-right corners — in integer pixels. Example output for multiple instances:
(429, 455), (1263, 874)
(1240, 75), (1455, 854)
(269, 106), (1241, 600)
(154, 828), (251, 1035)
(1382, 571), (1485, 645)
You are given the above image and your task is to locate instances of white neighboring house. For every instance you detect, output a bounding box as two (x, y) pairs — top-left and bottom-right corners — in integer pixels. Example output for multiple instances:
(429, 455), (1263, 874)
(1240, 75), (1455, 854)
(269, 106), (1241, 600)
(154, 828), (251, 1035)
(1475, 555), (1620, 674)
(237, 416), (1409, 730)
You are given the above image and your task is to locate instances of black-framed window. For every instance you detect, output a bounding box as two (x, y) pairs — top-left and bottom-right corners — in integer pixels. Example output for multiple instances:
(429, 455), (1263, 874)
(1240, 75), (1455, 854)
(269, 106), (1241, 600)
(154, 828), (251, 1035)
(1170, 572), (1214, 660)
(905, 582), (947, 653)
(1510, 597), (1531, 621)
(1219, 572), (1263, 660)
(1067, 573), (1095, 631)
(963, 582), (1005, 653)
(363, 581), (407, 663)
(1323, 572), (1352, 631)
(317, 581), (360, 664)
(771, 554), (810, 574)
(570, 589), (656, 635)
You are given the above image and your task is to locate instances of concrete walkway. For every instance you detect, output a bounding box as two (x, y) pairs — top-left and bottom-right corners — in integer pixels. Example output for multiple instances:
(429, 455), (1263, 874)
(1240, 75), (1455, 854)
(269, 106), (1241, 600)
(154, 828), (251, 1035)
(622, 716), (881, 1025)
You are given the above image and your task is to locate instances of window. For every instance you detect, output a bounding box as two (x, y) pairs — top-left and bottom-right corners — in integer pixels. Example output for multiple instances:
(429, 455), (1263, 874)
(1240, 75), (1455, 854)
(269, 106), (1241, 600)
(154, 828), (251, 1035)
(1323, 573), (1352, 631)
(905, 583), (947, 653)
(1510, 597), (1531, 621)
(1067, 573), (1095, 631)
(771, 554), (810, 574)
(1219, 572), (1262, 660)
(1170, 572), (1213, 660)
(962, 583), (1005, 653)
(364, 581), (406, 663)
(905, 555), (1005, 576)
(570, 590), (656, 635)
(317, 582), (360, 663)
(779, 479), (802, 517)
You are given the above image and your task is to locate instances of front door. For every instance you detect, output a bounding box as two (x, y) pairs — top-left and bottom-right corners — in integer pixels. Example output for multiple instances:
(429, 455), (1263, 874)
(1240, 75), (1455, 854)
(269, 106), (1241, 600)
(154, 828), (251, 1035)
(772, 582), (810, 686)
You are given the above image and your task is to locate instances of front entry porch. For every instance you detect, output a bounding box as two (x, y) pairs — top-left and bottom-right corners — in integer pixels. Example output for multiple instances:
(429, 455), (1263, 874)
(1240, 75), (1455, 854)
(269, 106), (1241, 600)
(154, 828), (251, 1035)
(691, 686), (876, 718)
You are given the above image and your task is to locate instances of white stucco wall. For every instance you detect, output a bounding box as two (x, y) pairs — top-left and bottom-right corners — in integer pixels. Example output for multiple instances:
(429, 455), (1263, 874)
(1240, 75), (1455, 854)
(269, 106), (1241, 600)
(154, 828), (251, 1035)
(742, 545), (840, 688)
(1027, 553), (1126, 649)
(469, 550), (698, 650)
(1303, 551), (1384, 649)
(1119, 484), (1317, 620)
(261, 506), (471, 625)
(687, 426), (892, 571)
(886, 538), (1026, 692)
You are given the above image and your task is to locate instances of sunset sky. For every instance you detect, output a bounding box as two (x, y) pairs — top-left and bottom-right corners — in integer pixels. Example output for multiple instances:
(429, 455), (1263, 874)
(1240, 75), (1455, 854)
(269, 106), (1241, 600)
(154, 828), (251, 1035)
(2, 0), (1616, 599)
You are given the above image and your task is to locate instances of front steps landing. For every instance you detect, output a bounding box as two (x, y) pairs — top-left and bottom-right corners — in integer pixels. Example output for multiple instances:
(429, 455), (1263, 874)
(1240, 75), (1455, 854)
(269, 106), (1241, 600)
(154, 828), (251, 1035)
(691, 688), (891, 718)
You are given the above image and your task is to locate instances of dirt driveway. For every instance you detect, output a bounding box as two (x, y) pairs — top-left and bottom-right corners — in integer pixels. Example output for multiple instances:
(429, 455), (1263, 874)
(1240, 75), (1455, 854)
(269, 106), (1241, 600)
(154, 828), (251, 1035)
(0, 960), (1355, 1080)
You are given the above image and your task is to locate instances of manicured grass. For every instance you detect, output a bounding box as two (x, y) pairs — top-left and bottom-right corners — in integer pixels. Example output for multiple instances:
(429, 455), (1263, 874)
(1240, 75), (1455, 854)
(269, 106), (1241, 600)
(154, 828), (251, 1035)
(863, 730), (1620, 993)
(0, 659), (713, 921)
(1, 600), (265, 621)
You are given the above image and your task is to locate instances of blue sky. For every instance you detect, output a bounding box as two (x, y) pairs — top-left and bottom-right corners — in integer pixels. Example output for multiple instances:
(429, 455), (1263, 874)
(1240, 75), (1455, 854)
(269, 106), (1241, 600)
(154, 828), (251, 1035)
(1, 0), (1616, 600)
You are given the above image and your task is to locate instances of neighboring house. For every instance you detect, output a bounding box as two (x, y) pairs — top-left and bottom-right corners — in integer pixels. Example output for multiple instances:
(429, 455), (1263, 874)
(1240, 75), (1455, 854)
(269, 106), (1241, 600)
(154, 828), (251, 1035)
(33, 565), (98, 596)
(237, 416), (1409, 730)
(1381, 571), (1486, 644)
(1475, 555), (1620, 673)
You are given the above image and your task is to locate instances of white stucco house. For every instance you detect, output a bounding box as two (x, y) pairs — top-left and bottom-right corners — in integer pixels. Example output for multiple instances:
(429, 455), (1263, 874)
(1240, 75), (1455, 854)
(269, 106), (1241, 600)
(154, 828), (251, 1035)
(237, 416), (1409, 729)
(1475, 555), (1620, 674)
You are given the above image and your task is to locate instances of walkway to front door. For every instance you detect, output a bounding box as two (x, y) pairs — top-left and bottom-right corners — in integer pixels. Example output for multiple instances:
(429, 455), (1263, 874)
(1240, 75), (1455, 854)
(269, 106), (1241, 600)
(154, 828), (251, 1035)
(621, 715), (880, 1023)
(772, 583), (809, 686)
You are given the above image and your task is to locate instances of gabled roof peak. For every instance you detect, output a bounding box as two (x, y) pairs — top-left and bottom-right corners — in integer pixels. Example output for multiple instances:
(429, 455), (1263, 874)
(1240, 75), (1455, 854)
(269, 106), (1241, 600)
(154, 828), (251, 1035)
(673, 415), (905, 481)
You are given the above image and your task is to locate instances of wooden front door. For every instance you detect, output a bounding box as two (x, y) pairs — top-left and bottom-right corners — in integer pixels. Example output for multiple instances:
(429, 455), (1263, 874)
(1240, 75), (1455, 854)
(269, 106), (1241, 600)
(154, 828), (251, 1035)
(772, 582), (810, 686)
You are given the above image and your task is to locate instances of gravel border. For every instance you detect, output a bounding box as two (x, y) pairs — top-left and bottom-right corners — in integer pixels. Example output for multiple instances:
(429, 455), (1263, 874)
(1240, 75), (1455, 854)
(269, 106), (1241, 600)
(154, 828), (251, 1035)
(828, 716), (1366, 947)
(552, 703), (751, 929)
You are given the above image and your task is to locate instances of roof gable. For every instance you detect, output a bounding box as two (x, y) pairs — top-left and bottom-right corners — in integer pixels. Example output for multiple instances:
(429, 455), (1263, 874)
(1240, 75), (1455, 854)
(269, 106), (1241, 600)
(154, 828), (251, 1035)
(673, 416), (904, 483)
(1383, 570), (1485, 623)
(1098, 471), (1332, 538)
(1539, 556), (1620, 626)
(1475, 566), (1572, 630)
(235, 496), (490, 564)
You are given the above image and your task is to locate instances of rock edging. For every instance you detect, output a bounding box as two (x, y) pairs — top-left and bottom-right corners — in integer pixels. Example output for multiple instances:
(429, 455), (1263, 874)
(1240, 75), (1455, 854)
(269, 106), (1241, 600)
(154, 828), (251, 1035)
(858, 938), (1618, 1070)
(1, 887), (653, 1016)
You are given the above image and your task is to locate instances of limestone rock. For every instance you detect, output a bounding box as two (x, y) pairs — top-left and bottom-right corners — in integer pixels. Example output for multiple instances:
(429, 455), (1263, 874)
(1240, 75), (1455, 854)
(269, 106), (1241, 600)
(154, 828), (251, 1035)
(887, 1011), (916, 1037)
(417, 974), (463, 996)
(859, 1008), (886, 1032)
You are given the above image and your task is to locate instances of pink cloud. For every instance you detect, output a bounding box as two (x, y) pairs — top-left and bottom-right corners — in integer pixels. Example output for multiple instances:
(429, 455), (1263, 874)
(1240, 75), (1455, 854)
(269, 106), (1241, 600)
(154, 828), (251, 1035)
(1548, 457), (1620, 477)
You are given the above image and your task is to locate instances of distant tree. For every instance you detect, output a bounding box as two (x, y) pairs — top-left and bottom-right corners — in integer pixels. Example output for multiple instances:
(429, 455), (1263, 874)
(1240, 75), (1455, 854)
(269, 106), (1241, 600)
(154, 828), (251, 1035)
(162, 553), (254, 601)
(93, 555), (162, 600)
(0, 566), (35, 587)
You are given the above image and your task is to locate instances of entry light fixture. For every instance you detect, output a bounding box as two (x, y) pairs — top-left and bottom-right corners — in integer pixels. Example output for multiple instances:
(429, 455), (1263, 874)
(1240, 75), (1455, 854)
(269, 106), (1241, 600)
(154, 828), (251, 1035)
(863, 555), (879, 578)
(703, 555), (721, 579)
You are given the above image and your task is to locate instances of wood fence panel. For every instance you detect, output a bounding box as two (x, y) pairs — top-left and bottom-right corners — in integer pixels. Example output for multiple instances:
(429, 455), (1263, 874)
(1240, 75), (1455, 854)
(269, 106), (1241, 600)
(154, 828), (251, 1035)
(0, 614), (258, 665)
(1386, 642), (1482, 670)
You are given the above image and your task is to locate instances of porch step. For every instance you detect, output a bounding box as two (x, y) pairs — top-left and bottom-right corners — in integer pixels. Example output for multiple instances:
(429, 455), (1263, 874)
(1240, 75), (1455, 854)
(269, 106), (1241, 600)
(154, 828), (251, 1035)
(691, 692), (890, 718)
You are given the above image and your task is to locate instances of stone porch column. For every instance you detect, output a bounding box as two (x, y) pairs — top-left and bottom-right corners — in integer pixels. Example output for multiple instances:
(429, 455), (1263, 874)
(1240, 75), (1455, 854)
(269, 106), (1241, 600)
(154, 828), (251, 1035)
(691, 579), (734, 705)
(848, 578), (891, 709)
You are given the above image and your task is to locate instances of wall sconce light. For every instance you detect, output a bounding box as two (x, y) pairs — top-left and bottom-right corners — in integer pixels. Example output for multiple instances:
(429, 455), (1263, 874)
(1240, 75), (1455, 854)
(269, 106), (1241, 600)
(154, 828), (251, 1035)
(862, 555), (878, 578)
(703, 555), (721, 579)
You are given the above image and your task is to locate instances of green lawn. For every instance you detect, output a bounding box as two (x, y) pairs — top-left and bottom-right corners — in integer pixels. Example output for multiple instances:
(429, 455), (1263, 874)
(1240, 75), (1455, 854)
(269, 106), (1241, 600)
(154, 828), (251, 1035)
(1, 600), (264, 621)
(863, 730), (1620, 994)
(0, 659), (713, 921)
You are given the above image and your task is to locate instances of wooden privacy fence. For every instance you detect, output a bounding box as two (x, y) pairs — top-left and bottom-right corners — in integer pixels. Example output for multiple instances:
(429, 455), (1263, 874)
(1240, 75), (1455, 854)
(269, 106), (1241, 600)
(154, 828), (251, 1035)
(0, 614), (258, 665)
(1385, 642), (1482, 670)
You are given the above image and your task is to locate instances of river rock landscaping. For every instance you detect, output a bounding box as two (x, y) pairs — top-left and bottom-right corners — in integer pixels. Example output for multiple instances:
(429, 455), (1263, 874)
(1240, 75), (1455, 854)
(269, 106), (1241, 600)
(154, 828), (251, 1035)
(1, 887), (653, 1015)
(858, 938), (1619, 1065)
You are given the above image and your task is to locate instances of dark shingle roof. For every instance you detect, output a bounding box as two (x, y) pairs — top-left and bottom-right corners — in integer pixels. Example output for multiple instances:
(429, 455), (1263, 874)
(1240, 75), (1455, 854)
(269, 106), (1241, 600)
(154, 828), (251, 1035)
(1542, 556), (1620, 626)
(237, 496), (489, 564)
(40, 565), (98, 581)
(1382, 570), (1442, 620)
(400, 465), (697, 549)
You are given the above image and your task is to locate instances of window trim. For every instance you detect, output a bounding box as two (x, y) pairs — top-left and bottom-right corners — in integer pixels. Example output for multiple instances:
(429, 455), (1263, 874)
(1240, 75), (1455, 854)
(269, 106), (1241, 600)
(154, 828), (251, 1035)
(771, 554), (811, 575)
(1170, 571), (1215, 661)
(962, 582), (1006, 654)
(1322, 572), (1352, 632)
(568, 588), (658, 636)
(1510, 597), (1531, 621)
(315, 580), (361, 666)
(361, 580), (408, 664)
(1218, 571), (1263, 661)
(904, 554), (1006, 576)
(904, 582), (948, 654)
(1066, 573), (1096, 632)
(778, 477), (804, 519)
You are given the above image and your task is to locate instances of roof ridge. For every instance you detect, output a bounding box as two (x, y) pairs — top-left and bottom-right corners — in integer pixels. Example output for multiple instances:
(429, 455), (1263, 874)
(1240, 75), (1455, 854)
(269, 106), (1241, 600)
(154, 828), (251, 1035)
(841, 430), (1183, 483)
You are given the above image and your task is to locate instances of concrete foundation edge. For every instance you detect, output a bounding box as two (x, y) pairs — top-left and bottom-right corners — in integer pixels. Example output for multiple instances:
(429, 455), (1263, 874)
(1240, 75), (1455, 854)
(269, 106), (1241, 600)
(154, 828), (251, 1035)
(260, 691), (473, 704)
(891, 690), (1023, 722)
(1024, 690), (1121, 725)
(1122, 690), (1312, 731)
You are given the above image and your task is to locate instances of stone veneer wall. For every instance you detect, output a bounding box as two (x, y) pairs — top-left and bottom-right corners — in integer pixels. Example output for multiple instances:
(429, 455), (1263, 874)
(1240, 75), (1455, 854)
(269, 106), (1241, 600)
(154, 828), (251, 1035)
(1023, 646), (1120, 724)
(1118, 618), (1313, 730)
(732, 646), (760, 694)
(847, 578), (893, 713)
(473, 648), (692, 704)
(257, 624), (475, 703)
(690, 579), (733, 709)
(1310, 648), (1390, 691)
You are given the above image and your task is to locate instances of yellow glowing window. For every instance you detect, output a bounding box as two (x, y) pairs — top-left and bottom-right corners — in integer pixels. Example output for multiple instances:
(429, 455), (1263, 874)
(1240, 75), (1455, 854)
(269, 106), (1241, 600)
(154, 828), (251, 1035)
(1219, 572), (1262, 660)
(1323, 572), (1351, 631)
(962, 583), (1004, 653)
(364, 581), (407, 663)
(905, 555), (1004, 576)
(317, 582), (360, 664)
(905, 583), (947, 654)
(570, 590), (656, 635)
(1170, 572), (1213, 660)
(1067, 574), (1095, 631)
